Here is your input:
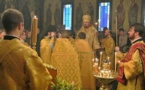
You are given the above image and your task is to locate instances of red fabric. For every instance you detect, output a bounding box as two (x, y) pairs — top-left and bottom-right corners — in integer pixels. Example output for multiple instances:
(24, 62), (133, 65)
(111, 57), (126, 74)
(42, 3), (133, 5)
(116, 42), (145, 85)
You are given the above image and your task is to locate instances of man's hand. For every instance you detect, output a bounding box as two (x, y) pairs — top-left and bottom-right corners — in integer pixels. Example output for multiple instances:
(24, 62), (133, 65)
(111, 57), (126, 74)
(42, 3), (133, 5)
(118, 60), (124, 67)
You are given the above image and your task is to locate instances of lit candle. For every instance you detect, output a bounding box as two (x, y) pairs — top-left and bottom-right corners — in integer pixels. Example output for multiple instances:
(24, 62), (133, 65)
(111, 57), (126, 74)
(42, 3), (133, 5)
(31, 16), (38, 50)
(100, 51), (103, 68)
(108, 62), (111, 70)
(95, 58), (98, 63)
(98, 67), (101, 71)
(95, 22), (98, 26)
(92, 58), (94, 63)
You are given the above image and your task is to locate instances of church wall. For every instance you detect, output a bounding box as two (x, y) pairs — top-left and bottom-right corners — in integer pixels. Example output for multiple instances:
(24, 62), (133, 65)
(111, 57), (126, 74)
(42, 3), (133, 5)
(111, 0), (142, 33)
(43, 0), (142, 33)
(44, 0), (61, 29)
(0, 0), (142, 33)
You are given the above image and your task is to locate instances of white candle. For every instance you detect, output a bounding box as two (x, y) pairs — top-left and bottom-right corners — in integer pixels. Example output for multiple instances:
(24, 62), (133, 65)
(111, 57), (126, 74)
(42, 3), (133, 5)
(95, 22), (98, 25)
(107, 57), (110, 61)
(100, 52), (103, 68)
(95, 58), (98, 62)
(92, 58), (94, 63)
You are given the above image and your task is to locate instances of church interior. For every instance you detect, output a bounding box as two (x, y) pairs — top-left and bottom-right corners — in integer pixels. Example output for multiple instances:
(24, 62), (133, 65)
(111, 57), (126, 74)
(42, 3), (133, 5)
(0, 0), (145, 90)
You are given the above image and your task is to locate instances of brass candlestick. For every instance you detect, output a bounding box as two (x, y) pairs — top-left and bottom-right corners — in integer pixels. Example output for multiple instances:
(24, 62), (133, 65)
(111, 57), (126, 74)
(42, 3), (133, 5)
(94, 60), (118, 90)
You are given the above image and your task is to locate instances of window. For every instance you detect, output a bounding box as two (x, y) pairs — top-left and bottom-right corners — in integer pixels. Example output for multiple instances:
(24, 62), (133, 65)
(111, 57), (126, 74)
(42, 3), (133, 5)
(63, 4), (72, 30)
(142, 0), (145, 25)
(97, 0), (112, 31)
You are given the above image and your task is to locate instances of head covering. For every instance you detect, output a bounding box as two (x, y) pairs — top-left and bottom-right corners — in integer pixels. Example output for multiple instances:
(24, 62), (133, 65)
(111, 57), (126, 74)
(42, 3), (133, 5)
(82, 15), (91, 23)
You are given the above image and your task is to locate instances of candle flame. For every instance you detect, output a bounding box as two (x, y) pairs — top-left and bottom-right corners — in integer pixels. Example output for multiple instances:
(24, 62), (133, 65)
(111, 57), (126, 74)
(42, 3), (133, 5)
(95, 58), (98, 61)
(34, 15), (37, 18)
(95, 22), (98, 25)
(107, 57), (110, 60)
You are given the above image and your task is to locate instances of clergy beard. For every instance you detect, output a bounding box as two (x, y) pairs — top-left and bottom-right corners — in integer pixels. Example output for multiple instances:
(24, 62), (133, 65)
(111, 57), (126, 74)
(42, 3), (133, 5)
(129, 33), (135, 40)
(104, 35), (108, 38)
(84, 25), (89, 28)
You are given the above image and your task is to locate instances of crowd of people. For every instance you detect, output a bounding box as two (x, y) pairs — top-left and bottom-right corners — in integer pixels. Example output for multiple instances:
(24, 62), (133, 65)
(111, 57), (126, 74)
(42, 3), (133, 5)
(0, 8), (145, 90)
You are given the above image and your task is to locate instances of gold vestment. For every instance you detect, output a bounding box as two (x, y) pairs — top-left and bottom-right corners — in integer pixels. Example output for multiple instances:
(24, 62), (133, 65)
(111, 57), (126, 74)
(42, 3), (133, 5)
(0, 39), (52, 90)
(40, 36), (55, 64)
(101, 36), (115, 70)
(50, 38), (82, 88)
(75, 39), (96, 90)
(77, 25), (100, 50)
(117, 41), (145, 90)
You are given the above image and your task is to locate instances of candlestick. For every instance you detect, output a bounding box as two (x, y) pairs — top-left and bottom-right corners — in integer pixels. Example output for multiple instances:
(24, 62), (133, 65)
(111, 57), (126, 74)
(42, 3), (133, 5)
(100, 52), (103, 68)
(31, 16), (38, 50)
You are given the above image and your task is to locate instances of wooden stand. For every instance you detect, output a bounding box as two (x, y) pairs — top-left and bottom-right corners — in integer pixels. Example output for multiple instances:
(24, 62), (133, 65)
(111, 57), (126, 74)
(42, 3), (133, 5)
(47, 67), (57, 90)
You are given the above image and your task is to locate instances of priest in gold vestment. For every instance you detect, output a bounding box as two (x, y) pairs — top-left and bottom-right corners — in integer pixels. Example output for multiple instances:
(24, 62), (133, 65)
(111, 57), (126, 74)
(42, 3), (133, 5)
(116, 23), (145, 90)
(76, 14), (100, 55)
(40, 31), (56, 64)
(0, 9), (52, 90)
(75, 32), (96, 90)
(101, 30), (115, 70)
(50, 30), (82, 88)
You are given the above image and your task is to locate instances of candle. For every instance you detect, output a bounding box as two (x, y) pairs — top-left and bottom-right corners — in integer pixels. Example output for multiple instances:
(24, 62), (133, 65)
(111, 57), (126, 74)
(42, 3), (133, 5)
(92, 58), (94, 63)
(115, 52), (117, 72)
(115, 10), (118, 46)
(95, 58), (98, 63)
(98, 67), (100, 71)
(95, 22), (98, 25)
(100, 52), (103, 68)
(31, 16), (38, 50)
(108, 62), (111, 70)
(107, 56), (110, 62)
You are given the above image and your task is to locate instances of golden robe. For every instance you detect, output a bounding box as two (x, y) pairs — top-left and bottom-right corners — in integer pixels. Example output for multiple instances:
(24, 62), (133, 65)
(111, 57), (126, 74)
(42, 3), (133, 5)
(117, 40), (145, 90)
(69, 37), (75, 45)
(21, 40), (30, 47)
(101, 36), (115, 70)
(0, 39), (52, 90)
(40, 36), (55, 64)
(50, 38), (82, 88)
(77, 25), (100, 50)
(75, 39), (96, 90)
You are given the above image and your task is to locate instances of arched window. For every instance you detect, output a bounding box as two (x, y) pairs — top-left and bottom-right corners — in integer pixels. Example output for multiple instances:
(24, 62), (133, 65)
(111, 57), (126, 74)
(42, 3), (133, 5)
(97, 0), (112, 31)
(142, 0), (145, 25)
(62, 0), (74, 30)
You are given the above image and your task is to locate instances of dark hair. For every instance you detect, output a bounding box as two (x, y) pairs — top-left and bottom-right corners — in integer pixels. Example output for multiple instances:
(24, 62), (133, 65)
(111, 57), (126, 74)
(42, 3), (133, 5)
(119, 28), (124, 32)
(130, 23), (145, 37)
(0, 29), (5, 34)
(78, 32), (86, 39)
(103, 27), (108, 31)
(61, 30), (69, 38)
(1, 9), (24, 33)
